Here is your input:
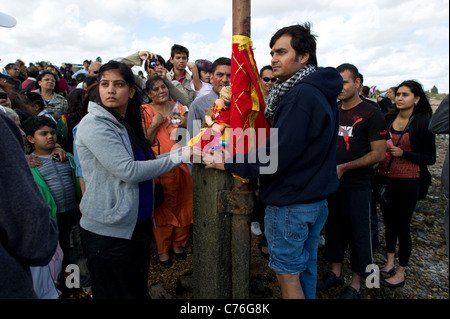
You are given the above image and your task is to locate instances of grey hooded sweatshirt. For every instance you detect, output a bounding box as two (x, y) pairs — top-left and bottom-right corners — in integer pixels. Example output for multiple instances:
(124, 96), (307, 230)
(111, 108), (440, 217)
(76, 102), (189, 240)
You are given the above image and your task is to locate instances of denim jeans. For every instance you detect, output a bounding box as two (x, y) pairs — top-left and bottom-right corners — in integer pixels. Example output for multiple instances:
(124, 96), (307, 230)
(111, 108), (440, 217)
(264, 200), (328, 299)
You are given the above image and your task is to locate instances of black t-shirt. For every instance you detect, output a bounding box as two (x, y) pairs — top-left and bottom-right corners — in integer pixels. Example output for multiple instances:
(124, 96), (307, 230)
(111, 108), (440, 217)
(337, 101), (389, 188)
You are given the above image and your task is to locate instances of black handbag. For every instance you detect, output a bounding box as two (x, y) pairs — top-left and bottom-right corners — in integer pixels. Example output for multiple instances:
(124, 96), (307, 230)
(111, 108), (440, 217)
(373, 168), (392, 205)
(154, 141), (165, 208)
(374, 115), (415, 205)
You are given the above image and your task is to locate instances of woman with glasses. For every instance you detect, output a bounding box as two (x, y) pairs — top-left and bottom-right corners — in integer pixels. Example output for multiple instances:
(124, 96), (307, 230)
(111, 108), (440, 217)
(46, 65), (69, 98)
(32, 71), (68, 121)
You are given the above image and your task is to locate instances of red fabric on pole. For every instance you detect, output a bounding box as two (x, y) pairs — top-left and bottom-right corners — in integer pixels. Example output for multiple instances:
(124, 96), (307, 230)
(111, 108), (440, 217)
(230, 36), (270, 155)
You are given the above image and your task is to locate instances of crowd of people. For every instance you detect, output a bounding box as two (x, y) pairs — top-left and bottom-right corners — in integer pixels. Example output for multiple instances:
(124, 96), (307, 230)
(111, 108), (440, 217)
(1, 20), (448, 300)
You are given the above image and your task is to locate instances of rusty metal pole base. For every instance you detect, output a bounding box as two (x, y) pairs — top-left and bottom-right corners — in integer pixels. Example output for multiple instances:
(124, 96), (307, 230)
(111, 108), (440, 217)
(230, 178), (253, 299)
(193, 164), (254, 299)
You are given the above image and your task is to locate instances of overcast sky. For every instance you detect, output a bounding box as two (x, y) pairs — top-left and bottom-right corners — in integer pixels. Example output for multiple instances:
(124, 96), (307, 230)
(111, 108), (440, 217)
(1, 0), (448, 93)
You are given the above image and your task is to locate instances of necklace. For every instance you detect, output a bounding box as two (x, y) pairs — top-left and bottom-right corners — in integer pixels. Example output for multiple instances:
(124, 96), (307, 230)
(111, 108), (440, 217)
(42, 91), (53, 102)
(398, 119), (411, 130)
(396, 117), (408, 130)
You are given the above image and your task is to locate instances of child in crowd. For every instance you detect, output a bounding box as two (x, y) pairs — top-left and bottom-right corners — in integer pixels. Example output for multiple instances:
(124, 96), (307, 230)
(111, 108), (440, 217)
(26, 92), (57, 123)
(22, 116), (90, 296)
(189, 59), (213, 98)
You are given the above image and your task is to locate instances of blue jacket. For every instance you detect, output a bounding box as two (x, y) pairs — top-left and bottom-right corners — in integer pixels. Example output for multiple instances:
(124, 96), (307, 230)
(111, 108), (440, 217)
(225, 67), (343, 206)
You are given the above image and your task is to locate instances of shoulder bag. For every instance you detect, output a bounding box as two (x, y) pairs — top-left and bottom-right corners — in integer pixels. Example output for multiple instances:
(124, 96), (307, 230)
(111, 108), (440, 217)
(373, 115), (415, 205)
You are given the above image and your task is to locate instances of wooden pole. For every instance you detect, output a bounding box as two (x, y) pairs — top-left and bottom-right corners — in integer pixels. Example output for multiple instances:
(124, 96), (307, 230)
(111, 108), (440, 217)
(230, 0), (252, 299)
(192, 0), (253, 299)
(232, 0), (251, 37)
(192, 165), (233, 299)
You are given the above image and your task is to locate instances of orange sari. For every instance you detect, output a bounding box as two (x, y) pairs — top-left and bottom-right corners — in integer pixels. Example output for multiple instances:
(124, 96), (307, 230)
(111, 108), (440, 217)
(141, 103), (193, 251)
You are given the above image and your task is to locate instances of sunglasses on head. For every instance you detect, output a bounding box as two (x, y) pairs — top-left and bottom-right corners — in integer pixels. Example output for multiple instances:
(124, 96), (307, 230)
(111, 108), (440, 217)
(262, 77), (277, 83)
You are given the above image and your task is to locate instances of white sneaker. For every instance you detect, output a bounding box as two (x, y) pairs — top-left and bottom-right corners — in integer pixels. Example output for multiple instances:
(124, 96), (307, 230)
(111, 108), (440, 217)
(319, 235), (325, 247)
(251, 222), (262, 236)
(82, 286), (93, 298)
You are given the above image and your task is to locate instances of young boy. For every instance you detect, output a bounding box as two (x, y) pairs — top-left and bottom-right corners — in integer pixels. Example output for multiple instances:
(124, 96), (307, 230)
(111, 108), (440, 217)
(166, 44), (196, 106)
(22, 116), (90, 295)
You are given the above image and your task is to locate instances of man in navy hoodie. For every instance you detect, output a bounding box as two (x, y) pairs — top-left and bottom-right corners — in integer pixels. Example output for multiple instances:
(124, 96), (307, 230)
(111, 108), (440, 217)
(205, 23), (343, 299)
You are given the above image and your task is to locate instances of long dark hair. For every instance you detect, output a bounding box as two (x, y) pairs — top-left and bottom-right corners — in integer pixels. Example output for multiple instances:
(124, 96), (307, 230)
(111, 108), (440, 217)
(386, 80), (433, 121)
(97, 60), (151, 159)
(144, 75), (166, 103)
(67, 88), (86, 123)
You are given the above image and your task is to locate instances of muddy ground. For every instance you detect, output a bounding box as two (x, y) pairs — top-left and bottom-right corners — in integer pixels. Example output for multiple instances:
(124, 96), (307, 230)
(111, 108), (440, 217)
(146, 138), (448, 300)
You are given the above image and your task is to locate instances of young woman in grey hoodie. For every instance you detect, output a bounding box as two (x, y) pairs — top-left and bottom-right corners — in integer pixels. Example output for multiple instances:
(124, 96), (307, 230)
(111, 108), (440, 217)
(75, 60), (191, 299)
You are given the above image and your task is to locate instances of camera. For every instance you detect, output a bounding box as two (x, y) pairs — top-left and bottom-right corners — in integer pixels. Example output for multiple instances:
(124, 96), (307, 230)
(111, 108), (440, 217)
(149, 57), (157, 68)
(51, 154), (60, 162)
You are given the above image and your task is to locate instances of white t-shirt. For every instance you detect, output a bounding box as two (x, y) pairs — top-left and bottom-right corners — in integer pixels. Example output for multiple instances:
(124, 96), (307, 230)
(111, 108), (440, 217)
(191, 80), (213, 98)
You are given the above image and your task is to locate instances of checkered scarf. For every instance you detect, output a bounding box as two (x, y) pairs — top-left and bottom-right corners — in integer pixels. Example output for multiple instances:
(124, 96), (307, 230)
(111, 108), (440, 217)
(264, 64), (316, 119)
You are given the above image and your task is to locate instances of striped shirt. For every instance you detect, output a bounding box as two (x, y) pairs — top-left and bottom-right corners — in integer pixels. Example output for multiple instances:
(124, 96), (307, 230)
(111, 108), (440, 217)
(35, 154), (78, 213)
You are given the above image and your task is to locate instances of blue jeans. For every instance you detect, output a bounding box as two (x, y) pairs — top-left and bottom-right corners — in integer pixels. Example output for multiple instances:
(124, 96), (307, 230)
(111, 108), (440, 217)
(264, 200), (328, 299)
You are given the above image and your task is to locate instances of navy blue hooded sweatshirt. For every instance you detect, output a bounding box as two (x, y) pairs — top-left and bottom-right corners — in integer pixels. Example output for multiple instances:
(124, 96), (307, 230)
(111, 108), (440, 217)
(225, 67), (343, 206)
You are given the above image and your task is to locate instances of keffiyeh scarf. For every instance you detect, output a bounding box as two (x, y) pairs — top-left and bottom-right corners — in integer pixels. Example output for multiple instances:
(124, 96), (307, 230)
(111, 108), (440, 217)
(264, 64), (316, 119)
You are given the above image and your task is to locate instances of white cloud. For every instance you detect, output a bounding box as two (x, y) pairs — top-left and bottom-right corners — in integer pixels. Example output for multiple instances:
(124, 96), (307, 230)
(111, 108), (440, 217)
(0, 0), (448, 92)
(180, 32), (205, 42)
(136, 0), (230, 24)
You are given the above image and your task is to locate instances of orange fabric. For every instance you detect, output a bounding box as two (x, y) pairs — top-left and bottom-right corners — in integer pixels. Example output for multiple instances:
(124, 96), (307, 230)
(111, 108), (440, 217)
(141, 104), (193, 234)
(153, 224), (190, 254)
